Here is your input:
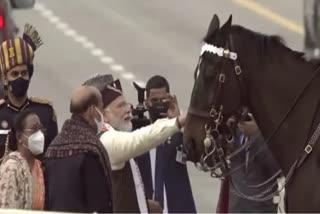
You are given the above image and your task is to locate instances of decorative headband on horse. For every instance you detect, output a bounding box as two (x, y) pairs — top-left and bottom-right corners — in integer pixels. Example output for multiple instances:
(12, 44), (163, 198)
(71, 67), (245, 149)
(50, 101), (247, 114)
(200, 43), (237, 60)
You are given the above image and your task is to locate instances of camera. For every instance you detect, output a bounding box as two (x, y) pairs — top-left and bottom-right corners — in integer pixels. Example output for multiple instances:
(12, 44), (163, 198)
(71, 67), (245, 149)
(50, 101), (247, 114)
(149, 101), (169, 117)
(131, 82), (148, 119)
(131, 82), (151, 130)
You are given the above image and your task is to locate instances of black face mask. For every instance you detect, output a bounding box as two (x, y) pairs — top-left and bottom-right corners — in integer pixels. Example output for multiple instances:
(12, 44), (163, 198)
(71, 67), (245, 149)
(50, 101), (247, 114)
(148, 101), (169, 122)
(8, 78), (30, 98)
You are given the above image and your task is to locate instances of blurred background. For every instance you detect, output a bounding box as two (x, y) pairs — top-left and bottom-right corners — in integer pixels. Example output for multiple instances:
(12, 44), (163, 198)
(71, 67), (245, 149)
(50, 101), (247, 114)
(9, 0), (306, 212)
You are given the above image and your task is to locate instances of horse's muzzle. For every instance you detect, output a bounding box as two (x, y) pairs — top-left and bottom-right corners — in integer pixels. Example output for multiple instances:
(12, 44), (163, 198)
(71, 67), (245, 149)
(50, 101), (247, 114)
(183, 137), (201, 163)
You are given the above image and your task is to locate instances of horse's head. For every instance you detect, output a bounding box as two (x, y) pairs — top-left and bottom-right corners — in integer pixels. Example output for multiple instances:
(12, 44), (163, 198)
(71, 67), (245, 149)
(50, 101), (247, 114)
(184, 15), (247, 173)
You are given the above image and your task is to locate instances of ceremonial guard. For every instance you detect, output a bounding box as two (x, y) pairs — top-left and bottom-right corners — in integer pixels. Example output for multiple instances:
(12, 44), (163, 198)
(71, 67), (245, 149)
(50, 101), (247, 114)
(0, 23), (58, 161)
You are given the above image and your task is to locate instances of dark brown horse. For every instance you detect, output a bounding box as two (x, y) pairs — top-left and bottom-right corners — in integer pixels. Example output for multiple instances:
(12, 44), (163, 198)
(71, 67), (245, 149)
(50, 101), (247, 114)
(183, 14), (320, 212)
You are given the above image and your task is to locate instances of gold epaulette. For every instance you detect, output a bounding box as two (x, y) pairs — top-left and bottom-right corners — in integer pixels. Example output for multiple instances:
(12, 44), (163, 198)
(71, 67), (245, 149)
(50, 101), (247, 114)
(29, 96), (52, 106)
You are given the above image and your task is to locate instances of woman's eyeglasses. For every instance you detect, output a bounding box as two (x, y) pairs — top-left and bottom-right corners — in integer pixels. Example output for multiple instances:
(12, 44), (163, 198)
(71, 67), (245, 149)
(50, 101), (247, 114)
(23, 128), (47, 136)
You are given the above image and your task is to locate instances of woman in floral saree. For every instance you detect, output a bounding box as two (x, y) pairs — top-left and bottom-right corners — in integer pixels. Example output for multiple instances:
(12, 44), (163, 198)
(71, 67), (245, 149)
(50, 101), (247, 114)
(0, 109), (45, 209)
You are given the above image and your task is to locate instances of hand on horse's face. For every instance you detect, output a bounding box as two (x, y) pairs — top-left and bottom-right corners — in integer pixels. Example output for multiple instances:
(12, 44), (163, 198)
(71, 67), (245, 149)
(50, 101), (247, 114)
(238, 114), (259, 136)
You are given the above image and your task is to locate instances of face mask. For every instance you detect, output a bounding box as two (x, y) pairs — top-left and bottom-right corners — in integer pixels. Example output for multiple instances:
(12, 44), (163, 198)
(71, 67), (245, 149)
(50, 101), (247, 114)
(24, 130), (45, 155)
(148, 101), (169, 122)
(94, 107), (104, 134)
(8, 77), (30, 98)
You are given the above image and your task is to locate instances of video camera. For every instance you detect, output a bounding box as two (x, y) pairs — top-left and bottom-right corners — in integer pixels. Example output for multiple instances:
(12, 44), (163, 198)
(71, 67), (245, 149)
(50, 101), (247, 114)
(131, 82), (151, 130)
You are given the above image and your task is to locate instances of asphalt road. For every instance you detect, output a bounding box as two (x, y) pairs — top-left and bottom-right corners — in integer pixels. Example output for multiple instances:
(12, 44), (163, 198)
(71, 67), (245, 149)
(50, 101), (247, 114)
(12, 0), (303, 212)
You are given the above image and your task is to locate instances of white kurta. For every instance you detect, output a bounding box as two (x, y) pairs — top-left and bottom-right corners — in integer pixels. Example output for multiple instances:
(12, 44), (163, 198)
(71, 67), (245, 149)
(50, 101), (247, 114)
(100, 118), (180, 213)
(100, 118), (180, 170)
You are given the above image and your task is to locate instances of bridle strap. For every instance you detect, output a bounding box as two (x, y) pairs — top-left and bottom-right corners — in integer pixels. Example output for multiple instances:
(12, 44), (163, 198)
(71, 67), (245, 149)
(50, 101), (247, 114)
(212, 59), (226, 112)
(188, 37), (248, 119)
(297, 112), (320, 167)
(258, 64), (320, 167)
(230, 116), (320, 202)
(229, 35), (248, 109)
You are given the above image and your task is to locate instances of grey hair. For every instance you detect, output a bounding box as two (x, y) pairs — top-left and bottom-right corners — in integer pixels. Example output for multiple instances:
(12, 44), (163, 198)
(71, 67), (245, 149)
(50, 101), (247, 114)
(82, 73), (114, 91)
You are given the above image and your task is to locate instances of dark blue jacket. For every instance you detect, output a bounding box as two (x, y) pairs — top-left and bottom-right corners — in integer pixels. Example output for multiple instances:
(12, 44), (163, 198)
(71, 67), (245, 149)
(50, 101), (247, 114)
(154, 132), (196, 213)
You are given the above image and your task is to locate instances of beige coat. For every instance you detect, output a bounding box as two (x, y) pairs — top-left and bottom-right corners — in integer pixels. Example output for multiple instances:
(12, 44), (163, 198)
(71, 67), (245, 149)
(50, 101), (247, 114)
(0, 151), (32, 209)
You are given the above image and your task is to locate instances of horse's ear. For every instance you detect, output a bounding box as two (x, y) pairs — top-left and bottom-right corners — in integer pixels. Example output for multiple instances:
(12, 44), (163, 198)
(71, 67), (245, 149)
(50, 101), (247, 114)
(226, 14), (233, 25)
(206, 14), (220, 38)
(219, 15), (233, 42)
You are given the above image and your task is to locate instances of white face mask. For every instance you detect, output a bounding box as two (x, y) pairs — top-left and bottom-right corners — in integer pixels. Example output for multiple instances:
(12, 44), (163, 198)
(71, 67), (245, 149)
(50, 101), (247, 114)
(94, 107), (104, 134)
(24, 130), (45, 155)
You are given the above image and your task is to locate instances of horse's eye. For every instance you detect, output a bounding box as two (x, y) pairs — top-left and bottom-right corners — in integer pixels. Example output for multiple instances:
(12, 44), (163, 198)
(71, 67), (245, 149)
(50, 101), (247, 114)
(194, 59), (203, 80)
(196, 67), (200, 79)
(203, 64), (216, 77)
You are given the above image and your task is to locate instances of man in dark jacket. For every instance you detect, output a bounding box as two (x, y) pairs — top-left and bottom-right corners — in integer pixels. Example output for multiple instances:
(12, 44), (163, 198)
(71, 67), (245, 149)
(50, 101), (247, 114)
(146, 75), (196, 213)
(44, 85), (113, 213)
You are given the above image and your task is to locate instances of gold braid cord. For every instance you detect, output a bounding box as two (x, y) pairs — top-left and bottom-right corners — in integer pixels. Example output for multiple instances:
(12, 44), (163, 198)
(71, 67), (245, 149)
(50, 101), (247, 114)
(0, 134), (10, 162)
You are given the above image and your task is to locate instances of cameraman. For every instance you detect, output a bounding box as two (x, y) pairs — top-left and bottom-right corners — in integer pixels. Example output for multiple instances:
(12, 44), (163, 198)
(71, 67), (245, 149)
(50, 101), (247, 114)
(84, 76), (185, 213)
(145, 75), (196, 213)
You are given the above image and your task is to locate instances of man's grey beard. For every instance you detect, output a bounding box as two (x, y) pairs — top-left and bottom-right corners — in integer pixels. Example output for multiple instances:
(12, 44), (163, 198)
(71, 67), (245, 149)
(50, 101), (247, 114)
(117, 121), (132, 132)
(109, 119), (132, 132)
(107, 109), (133, 132)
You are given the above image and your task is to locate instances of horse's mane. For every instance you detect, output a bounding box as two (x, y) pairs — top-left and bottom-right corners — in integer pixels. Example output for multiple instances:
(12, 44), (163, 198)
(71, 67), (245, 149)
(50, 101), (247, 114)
(230, 25), (306, 60)
(203, 23), (320, 68)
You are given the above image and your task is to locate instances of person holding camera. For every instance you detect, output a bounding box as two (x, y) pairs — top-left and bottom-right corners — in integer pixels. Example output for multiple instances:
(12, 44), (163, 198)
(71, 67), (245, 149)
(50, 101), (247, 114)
(145, 75), (196, 213)
(84, 76), (185, 213)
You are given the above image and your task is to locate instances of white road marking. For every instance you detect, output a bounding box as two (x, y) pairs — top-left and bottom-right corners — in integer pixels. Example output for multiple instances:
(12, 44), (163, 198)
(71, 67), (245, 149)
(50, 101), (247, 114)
(64, 29), (77, 37)
(55, 22), (69, 31)
(91, 48), (105, 57)
(100, 56), (114, 64)
(40, 9), (53, 18)
(74, 35), (88, 43)
(110, 64), (124, 72)
(82, 41), (95, 49)
(48, 15), (60, 24)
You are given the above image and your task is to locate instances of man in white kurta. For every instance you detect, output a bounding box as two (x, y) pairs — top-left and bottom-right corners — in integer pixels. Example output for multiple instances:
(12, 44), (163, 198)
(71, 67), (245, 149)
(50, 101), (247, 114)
(98, 79), (184, 213)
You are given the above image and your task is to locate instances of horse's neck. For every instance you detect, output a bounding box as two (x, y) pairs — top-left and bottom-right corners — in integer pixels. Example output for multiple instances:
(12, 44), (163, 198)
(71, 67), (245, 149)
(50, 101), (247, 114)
(248, 55), (320, 174)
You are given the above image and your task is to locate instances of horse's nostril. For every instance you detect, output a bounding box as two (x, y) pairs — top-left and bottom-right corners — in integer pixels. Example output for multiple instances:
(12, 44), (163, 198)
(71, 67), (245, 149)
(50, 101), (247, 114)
(184, 138), (197, 161)
(227, 118), (236, 128)
(185, 138), (196, 152)
(184, 141), (191, 154)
